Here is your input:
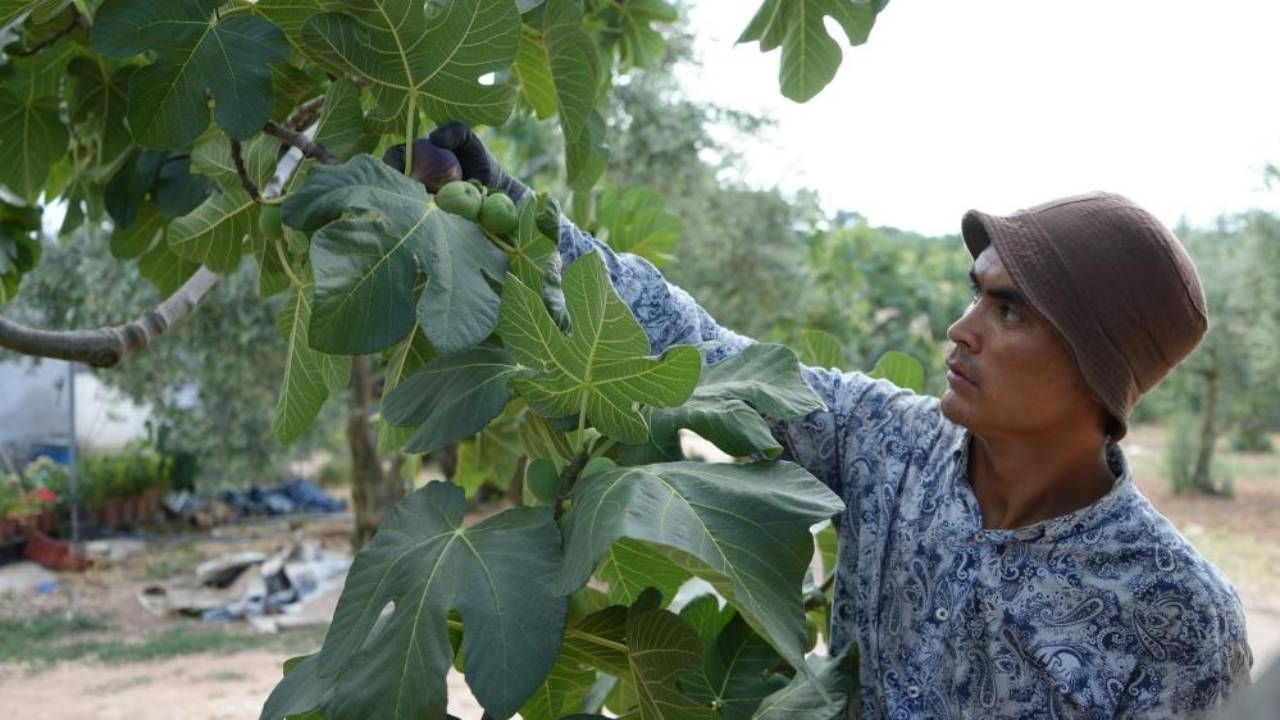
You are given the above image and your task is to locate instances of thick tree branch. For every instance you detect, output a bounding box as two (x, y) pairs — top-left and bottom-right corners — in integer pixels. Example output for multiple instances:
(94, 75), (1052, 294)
(230, 139), (261, 202)
(263, 121), (340, 166)
(0, 268), (219, 368)
(285, 95), (327, 132)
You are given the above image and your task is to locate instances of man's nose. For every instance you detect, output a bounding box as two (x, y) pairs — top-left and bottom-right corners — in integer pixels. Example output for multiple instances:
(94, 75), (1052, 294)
(947, 304), (980, 353)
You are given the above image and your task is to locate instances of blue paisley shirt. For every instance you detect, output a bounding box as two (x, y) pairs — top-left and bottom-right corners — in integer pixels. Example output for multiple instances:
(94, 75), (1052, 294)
(554, 216), (1253, 719)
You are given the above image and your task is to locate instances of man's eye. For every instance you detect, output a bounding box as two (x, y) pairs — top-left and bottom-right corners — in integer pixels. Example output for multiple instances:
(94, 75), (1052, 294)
(999, 304), (1021, 322)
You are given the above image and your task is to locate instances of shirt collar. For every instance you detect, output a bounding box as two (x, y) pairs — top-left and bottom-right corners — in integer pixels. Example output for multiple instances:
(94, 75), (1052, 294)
(950, 432), (1138, 544)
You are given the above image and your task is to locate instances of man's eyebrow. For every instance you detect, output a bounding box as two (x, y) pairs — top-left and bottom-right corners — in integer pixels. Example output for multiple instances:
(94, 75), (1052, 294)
(968, 267), (1029, 305)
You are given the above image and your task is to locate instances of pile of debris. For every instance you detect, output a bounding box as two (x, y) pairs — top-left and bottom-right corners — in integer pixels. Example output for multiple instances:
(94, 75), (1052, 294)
(138, 538), (350, 632)
(163, 477), (347, 528)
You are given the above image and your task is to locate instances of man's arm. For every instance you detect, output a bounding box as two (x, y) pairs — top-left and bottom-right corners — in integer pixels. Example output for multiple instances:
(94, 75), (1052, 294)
(1115, 590), (1253, 718)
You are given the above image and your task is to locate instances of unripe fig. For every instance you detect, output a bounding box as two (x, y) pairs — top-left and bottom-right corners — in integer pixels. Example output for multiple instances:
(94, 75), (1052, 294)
(381, 139), (462, 193)
(435, 180), (483, 220)
(478, 192), (518, 235)
(258, 203), (283, 238)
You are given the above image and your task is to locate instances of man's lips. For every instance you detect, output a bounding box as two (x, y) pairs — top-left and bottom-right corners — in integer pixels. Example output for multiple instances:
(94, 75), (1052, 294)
(946, 359), (977, 388)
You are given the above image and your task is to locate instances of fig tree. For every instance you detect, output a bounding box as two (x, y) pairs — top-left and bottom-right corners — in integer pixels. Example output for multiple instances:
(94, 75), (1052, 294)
(381, 139), (462, 192)
(478, 192), (518, 235)
(435, 180), (483, 220)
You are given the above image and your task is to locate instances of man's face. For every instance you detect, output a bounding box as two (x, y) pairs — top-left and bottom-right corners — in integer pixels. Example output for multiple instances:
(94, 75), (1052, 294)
(940, 246), (1103, 438)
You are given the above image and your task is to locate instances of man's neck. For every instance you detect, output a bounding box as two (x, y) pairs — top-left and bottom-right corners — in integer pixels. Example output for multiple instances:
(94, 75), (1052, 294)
(967, 430), (1116, 530)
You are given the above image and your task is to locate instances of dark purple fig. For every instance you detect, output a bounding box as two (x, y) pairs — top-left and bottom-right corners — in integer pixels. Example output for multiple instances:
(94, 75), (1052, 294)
(381, 138), (462, 192)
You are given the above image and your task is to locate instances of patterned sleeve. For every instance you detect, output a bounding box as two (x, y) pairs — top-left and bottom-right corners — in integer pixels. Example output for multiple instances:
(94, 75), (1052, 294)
(1114, 587), (1253, 718)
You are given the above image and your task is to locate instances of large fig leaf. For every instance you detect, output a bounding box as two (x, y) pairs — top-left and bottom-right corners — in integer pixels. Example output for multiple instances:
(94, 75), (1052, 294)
(683, 614), (788, 720)
(281, 154), (508, 354)
(626, 603), (718, 720)
(312, 482), (568, 720)
(374, 323), (435, 454)
(497, 250), (700, 444)
(592, 0), (679, 71)
(737, 0), (885, 103)
(513, 24), (559, 120)
(623, 343), (825, 463)
(597, 538), (690, 606)
(381, 344), (525, 454)
(273, 276), (352, 444)
(90, 0), (291, 148)
(751, 649), (854, 719)
(300, 0), (521, 127)
(544, 0), (609, 190)
(0, 49), (68, 203)
(868, 349), (925, 393)
(518, 654), (596, 720)
(798, 328), (844, 369)
(67, 57), (134, 174)
(556, 461), (844, 677)
(595, 185), (680, 267)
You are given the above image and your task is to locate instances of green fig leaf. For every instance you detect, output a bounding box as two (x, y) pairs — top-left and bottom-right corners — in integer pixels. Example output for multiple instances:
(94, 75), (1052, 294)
(299, 0), (521, 127)
(381, 344), (525, 454)
(623, 343), (825, 463)
(556, 460), (844, 678)
(311, 482), (568, 720)
(273, 273), (352, 444)
(595, 185), (680, 267)
(868, 349), (925, 393)
(281, 154), (508, 355)
(497, 250), (701, 444)
(750, 649), (854, 719)
(798, 328), (844, 369)
(91, 0), (291, 148)
(737, 0), (884, 103)
(544, 0), (609, 190)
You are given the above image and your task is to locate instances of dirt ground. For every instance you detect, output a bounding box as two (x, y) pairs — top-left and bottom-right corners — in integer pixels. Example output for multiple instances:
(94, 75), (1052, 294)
(1, 424), (1277, 719)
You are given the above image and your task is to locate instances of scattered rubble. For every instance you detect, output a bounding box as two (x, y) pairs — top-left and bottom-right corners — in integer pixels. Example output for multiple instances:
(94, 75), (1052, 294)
(137, 538), (350, 630)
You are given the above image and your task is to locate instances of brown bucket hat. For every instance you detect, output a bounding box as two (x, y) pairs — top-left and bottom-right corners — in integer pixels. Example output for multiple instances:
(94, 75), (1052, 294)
(960, 191), (1209, 440)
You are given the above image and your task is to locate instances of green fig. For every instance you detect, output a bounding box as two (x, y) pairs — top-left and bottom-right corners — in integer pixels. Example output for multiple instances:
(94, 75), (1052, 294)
(435, 180), (483, 220)
(258, 203), (283, 238)
(478, 192), (518, 235)
(381, 139), (462, 193)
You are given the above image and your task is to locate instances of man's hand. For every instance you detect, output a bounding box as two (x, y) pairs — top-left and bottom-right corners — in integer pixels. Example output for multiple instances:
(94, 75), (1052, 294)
(428, 121), (528, 201)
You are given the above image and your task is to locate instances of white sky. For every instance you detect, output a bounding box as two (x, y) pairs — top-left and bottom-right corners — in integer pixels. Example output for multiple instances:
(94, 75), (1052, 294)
(680, 0), (1280, 235)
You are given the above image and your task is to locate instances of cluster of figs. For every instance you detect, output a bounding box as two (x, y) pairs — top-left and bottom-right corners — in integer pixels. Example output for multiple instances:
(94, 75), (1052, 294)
(382, 139), (519, 236)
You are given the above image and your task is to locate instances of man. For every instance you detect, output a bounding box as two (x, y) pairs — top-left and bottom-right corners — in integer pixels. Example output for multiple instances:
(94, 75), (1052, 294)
(424, 123), (1253, 718)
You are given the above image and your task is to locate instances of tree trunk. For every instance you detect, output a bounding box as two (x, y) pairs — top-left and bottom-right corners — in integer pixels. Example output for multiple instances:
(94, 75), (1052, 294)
(348, 355), (405, 550)
(1191, 358), (1223, 496)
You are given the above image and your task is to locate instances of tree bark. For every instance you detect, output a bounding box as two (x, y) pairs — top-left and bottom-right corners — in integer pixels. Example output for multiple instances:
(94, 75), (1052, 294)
(1192, 357), (1223, 496)
(348, 355), (405, 550)
(0, 267), (219, 367)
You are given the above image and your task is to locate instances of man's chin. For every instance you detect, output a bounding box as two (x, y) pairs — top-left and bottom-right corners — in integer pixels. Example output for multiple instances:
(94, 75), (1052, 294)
(940, 391), (973, 428)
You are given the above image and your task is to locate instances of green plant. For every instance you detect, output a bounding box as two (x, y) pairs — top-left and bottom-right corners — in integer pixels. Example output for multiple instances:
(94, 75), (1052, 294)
(0, 1), (894, 717)
(0, 474), (20, 518)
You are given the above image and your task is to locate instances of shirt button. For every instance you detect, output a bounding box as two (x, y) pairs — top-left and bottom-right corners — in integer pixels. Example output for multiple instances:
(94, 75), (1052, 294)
(935, 608), (949, 621)
(907, 685), (921, 698)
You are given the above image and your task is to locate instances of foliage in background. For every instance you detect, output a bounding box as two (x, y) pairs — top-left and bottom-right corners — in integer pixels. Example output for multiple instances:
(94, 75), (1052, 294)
(4, 225), (345, 489)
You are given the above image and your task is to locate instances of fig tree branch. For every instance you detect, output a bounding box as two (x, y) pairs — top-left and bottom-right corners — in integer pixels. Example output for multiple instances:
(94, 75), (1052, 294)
(230, 138), (261, 202)
(0, 267), (219, 368)
(285, 95), (327, 132)
(263, 121), (340, 166)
